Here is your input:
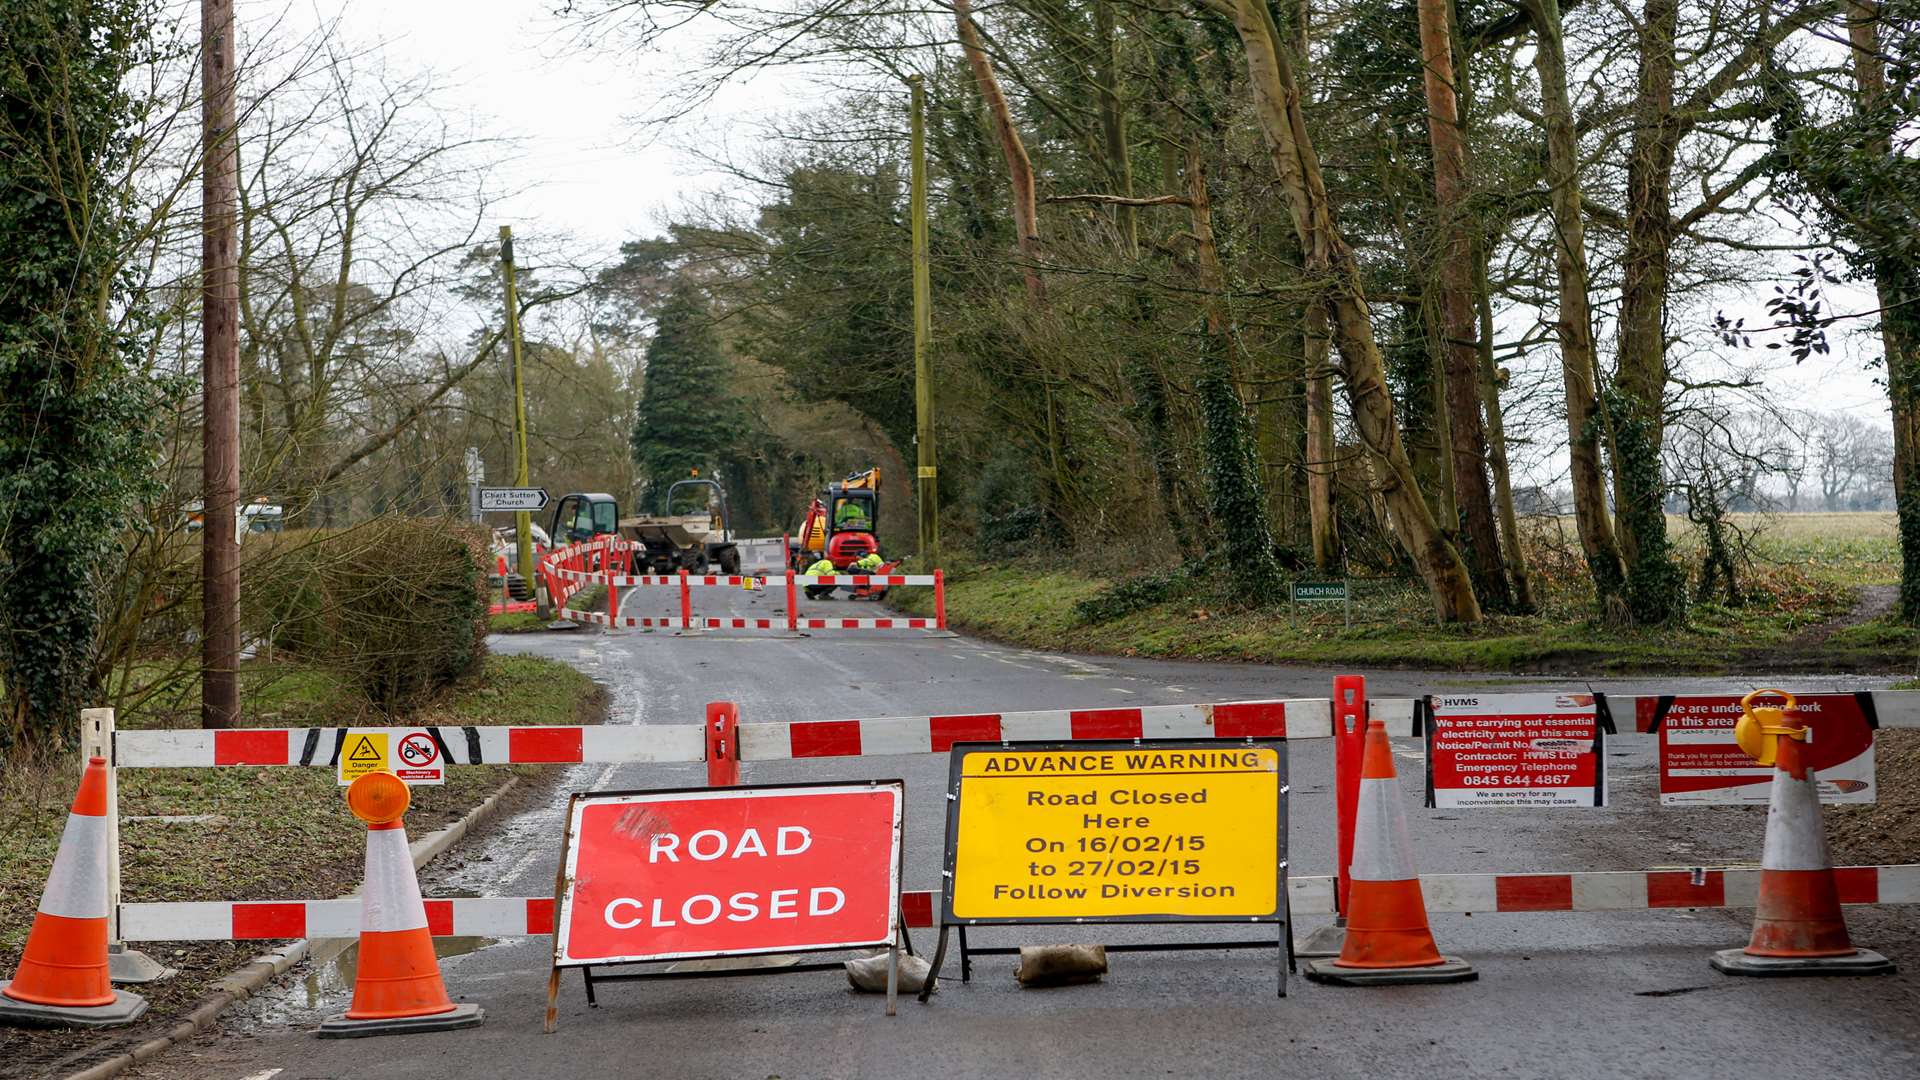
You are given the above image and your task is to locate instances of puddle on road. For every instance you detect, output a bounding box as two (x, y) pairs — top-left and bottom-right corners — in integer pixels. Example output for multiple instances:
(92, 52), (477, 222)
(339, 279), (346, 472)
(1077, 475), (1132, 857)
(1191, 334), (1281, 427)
(299, 934), (500, 1008)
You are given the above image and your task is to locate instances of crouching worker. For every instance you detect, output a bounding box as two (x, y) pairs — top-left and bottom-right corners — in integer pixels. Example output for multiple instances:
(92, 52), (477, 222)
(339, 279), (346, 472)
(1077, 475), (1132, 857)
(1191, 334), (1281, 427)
(803, 556), (838, 600)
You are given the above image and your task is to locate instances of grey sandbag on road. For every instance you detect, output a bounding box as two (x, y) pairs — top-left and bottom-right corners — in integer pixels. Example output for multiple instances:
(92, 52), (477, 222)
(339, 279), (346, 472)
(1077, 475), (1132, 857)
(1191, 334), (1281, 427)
(1016, 945), (1107, 987)
(846, 952), (933, 994)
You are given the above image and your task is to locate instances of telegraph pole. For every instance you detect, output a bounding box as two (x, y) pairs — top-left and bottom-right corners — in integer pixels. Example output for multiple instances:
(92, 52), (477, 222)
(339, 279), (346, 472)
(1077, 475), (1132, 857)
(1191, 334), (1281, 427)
(201, 0), (240, 727)
(909, 77), (939, 562)
(499, 226), (537, 613)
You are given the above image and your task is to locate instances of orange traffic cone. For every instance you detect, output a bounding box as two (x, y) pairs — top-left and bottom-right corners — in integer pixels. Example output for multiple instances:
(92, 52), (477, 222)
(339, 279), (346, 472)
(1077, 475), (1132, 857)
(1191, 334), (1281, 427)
(318, 772), (483, 1037)
(1711, 728), (1893, 976)
(0, 757), (149, 1028)
(1305, 720), (1475, 986)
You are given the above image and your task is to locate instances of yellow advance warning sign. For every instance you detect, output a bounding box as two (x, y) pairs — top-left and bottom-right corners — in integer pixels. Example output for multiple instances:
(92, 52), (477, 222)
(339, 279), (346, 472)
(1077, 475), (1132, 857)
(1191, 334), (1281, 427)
(948, 744), (1281, 921)
(337, 730), (390, 785)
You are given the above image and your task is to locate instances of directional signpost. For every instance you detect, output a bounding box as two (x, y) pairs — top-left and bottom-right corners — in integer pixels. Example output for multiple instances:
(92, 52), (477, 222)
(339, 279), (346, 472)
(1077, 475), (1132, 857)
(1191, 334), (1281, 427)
(478, 487), (548, 513)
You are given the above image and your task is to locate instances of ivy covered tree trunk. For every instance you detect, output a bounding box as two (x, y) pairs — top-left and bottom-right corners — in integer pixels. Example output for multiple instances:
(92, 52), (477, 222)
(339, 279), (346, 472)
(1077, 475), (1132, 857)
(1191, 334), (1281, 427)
(0, 0), (160, 756)
(1198, 368), (1283, 600)
(1608, 0), (1688, 624)
(1844, 2), (1920, 622)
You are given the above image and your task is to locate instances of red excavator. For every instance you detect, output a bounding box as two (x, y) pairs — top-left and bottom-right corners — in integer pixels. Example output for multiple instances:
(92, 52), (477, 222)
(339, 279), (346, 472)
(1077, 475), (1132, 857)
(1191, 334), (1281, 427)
(791, 467), (896, 599)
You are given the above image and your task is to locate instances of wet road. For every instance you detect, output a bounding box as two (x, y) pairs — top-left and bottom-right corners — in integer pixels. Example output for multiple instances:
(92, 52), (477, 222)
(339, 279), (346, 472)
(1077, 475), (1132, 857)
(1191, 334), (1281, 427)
(132, 586), (1919, 1079)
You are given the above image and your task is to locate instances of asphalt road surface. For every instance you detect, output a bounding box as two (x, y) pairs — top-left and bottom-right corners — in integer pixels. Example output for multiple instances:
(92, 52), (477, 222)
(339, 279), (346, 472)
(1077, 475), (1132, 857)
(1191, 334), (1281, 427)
(132, 584), (1919, 1080)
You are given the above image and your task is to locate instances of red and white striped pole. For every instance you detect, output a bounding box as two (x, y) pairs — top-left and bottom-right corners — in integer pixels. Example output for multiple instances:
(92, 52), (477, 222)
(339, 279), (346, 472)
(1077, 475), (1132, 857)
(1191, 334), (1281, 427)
(679, 568), (692, 630)
(934, 569), (946, 630)
(785, 570), (799, 631)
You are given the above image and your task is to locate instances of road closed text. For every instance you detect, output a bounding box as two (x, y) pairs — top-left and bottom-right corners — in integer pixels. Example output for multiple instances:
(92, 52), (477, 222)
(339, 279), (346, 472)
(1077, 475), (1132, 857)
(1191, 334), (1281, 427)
(555, 784), (903, 965)
(947, 742), (1283, 922)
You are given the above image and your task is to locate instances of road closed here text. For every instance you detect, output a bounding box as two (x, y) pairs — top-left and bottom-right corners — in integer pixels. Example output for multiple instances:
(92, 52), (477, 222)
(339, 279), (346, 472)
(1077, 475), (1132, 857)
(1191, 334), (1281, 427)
(556, 784), (901, 965)
(948, 745), (1281, 921)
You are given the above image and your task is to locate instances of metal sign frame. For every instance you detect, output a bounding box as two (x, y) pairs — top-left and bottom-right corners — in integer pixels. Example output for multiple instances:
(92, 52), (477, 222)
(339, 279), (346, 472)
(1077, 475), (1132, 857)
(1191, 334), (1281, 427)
(923, 738), (1292, 999)
(544, 779), (909, 1028)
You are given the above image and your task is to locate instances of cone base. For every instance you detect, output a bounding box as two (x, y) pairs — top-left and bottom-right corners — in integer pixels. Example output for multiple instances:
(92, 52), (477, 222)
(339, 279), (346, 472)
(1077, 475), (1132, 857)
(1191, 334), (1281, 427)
(0, 983), (148, 1029)
(1710, 947), (1894, 978)
(108, 945), (177, 985)
(1304, 956), (1477, 987)
(317, 1002), (483, 1038)
(1293, 921), (1346, 959)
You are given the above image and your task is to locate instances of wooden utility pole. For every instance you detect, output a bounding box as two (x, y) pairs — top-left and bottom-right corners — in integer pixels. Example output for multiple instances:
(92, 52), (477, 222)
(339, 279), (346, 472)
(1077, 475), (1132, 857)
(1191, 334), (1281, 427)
(499, 226), (536, 609)
(909, 78), (939, 562)
(201, 0), (240, 727)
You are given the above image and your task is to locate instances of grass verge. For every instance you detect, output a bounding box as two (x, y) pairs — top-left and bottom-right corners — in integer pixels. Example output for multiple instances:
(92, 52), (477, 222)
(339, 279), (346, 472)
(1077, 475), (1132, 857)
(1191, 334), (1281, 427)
(489, 610), (550, 633)
(892, 555), (1914, 675)
(0, 653), (602, 1078)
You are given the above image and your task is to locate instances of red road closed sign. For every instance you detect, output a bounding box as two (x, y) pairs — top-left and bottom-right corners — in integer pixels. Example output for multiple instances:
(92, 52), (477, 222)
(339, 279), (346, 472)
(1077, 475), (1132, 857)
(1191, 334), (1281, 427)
(1642, 693), (1876, 806)
(553, 781), (904, 966)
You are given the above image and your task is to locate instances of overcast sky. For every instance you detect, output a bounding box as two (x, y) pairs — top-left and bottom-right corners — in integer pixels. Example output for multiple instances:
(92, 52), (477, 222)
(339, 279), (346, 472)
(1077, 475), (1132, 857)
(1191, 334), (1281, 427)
(262, 0), (1894, 477)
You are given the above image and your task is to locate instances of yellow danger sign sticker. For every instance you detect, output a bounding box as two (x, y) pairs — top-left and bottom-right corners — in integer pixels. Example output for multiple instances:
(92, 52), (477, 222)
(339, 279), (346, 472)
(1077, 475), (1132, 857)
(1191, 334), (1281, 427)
(947, 744), (1282, 921)
(338, 730), (390, 785)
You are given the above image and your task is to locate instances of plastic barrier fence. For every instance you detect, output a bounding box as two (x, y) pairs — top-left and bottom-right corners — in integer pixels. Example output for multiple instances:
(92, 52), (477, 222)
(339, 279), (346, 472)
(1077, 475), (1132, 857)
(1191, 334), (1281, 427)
(537, 535), (948, 632)
(115, 865), (1920, 940)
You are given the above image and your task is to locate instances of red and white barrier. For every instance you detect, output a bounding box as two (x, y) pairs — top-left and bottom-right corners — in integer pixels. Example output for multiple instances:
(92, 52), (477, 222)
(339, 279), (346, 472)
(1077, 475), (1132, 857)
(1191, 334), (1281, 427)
(114, 865), (1920, 941)
(537, 538), (949, 633)
(737, 699), (1310, 760)
(114, 724), (704, 769)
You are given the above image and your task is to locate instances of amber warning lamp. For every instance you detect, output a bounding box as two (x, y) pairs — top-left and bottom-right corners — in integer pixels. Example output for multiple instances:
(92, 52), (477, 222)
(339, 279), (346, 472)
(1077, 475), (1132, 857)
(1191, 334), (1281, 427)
(1733, 689), (1808, 767)
(346, 771), (412, 825)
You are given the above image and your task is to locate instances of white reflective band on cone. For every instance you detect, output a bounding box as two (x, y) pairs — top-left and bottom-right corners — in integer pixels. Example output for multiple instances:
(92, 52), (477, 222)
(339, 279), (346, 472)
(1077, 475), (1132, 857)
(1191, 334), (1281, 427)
(38, 810), (110, 920)
(1761, 767), (1834, 872)
(1349, 777), (1418, 882)
(361, 827), (429, 933)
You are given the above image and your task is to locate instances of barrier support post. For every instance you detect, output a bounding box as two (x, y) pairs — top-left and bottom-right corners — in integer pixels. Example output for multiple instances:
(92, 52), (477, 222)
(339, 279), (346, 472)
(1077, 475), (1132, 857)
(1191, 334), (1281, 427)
(934, 569), (947, 630)
(604, 539), (620, 625)
(1333, 674), (1366, 913)
(1298, 675), (1367, 958)
(82, 708), (171, 984)
(680, 568), (692, 630)
(706, 702), (741, 787)
(786, 571), (799, 631)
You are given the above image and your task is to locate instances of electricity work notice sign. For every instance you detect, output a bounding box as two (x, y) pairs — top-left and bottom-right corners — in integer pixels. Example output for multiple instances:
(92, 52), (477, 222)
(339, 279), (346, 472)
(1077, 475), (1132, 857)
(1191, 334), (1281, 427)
(335, 729), (444, 786)
(1425, 694), (1607, 808)
(1642, 693), (1876, 806)
(941, 740), (1286, 923)
(552, 781), (903, 967)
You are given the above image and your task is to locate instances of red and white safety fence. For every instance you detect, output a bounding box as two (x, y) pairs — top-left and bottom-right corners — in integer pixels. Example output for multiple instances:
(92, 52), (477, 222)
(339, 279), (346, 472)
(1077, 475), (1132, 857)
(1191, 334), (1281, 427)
(114, 864), (1920, 941)
(108, 697), (1407, 769)
(537, 535), (948, 633)
(114, 723), (704, 769)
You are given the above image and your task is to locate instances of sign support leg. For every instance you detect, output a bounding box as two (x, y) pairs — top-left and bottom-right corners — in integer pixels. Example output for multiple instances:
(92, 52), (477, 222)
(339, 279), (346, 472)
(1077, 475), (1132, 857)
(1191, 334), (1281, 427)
(544, 794), (581, 1034)
(885, 936), (900, 1017)
(916, 925), (950, 1004)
